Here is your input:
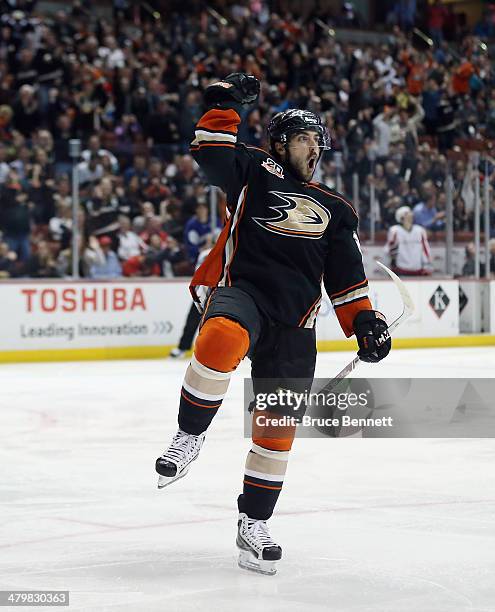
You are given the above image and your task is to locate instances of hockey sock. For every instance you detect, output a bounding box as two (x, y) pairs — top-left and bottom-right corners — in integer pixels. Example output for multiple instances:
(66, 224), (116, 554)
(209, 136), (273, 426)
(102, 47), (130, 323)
(178, 316), (250, 435)
(238, 409), (296, 520)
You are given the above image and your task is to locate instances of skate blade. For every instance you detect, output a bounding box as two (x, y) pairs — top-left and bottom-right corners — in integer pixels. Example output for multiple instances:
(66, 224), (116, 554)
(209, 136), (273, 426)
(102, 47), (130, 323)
(237, 550), (277, 576)
(157, 466), (190, 489)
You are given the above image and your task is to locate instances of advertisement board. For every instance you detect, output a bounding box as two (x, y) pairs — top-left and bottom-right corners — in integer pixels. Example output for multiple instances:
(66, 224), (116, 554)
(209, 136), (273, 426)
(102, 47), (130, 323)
(0, 278), (466, 362)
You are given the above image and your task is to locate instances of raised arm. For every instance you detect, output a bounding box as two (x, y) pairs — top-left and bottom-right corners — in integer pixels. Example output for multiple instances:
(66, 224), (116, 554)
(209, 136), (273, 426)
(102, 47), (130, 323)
(190, 73), (260, 202)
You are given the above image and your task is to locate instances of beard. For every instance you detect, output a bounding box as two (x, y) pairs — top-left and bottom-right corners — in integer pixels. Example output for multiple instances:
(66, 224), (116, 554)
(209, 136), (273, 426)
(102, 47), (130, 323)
(287, 151), (319, 182)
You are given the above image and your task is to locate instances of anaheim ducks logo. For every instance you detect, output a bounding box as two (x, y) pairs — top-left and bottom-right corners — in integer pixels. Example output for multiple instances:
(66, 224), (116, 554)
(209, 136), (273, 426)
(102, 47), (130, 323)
(252, 192), (331, 239)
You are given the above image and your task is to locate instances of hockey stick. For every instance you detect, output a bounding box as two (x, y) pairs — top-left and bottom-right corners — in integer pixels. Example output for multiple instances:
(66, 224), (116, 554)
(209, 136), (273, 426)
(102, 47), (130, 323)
(317, 262), (415, 395)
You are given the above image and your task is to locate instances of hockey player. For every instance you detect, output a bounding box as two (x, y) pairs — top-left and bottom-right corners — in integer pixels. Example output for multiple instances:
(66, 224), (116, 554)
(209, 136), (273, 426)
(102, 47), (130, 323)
(385, 206), (432, 276)
(156, 73), (391, 575)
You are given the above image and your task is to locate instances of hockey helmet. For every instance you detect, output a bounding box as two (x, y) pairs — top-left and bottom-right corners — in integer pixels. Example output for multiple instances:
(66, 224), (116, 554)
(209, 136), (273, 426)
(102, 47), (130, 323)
(268, 109), (331, 151)
(395, 205), (412, 224)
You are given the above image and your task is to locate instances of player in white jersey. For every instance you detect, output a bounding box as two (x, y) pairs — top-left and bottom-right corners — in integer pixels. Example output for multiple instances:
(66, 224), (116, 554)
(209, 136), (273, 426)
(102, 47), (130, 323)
(385, 206), (432, 276)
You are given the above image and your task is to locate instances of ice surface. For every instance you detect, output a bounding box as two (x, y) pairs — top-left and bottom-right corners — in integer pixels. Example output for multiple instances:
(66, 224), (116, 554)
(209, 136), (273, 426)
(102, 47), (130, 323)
(1, 347), (494, 611)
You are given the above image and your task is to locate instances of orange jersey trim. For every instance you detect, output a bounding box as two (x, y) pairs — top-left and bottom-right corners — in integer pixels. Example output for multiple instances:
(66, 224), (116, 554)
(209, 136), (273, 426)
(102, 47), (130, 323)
(190, 217), (233, 291)
(197, 108), (240, 134)
(334, 296), (372, 337)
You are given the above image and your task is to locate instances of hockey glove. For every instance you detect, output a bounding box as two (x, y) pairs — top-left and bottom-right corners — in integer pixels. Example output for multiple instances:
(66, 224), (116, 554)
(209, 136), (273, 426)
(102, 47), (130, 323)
(204, 73), (260, 110)
(353, 310), (391, 363)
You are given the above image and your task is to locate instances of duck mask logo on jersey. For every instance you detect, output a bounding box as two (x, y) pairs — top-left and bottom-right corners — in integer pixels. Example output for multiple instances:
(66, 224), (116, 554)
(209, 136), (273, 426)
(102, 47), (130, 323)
(252, 191), (331, 239)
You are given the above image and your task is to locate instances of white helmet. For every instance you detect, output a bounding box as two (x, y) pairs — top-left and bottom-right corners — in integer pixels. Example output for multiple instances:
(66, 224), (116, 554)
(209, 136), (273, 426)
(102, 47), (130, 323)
(395, 205), (412, 224)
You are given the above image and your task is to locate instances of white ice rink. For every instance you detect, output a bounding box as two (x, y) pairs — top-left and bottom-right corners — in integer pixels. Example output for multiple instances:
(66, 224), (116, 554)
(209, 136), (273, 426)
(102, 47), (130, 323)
(1, 347), (495, 612)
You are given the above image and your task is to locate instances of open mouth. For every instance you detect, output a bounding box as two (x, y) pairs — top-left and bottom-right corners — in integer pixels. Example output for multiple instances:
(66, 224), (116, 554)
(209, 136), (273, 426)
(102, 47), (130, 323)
(308, 157), (317, 171)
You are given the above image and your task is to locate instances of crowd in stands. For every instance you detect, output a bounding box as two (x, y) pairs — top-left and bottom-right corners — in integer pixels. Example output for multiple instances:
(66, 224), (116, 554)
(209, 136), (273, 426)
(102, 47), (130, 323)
(0, 0), (495, 279)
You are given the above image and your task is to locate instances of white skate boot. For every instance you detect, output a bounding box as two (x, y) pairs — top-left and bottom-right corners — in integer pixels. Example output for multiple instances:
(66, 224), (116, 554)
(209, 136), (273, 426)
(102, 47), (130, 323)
(155, 429), (205, 489)
(236, 512), (282, 575)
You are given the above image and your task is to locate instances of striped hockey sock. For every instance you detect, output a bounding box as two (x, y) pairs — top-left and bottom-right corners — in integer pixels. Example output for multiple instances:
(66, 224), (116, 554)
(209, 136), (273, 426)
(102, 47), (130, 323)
(178, 354), (232, 435)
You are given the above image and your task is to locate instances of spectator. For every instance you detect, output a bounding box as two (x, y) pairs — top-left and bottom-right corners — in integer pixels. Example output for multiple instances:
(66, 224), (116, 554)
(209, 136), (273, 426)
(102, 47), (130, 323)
(145, 97), (180, 160)
(117, 214), (146, 261)
(184, 201), (212, 264)
(81, 134), (119, 173)
(12, 84), (41, 137)
(0, 170), (32, 262)
(461, 242), (483, 277)
(10, 145), (32, 181)
(0, 104), (13, 142)
(49, 199), (73, 249)
(123, 154), (149, 186)
(144, 234), (189, 277)
(84, 235), (122, 279)
(413, 193), (446, 231)
(77, 153), (104, 187)
(85, 177), (122, 236)
(372, 105), (396, 158)
(427, 0), (448, 46)
(0, 143), (9, 184)
(22, 240), (59, 278)
(0, 240), (17, 278)
(385, 206), (432, 275)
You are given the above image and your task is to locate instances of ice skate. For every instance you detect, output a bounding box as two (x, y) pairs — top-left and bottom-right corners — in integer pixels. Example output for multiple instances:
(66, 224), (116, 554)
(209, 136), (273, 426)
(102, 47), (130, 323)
(156, 429), (205, 489)
(236, 512), (282, 575)
(169, 348), (186, 359)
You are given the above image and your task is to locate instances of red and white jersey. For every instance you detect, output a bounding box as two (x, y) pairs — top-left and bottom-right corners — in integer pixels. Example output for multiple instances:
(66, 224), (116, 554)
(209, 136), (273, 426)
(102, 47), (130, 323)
(385, 224), (431, 274)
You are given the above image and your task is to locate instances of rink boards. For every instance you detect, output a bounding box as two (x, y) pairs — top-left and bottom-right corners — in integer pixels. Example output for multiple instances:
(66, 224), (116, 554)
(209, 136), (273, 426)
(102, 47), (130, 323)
(0, 278), (494, 362)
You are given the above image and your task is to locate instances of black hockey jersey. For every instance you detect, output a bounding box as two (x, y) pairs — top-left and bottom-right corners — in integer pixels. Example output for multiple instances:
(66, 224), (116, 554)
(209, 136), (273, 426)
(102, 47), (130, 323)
(189, 107), (372, 337)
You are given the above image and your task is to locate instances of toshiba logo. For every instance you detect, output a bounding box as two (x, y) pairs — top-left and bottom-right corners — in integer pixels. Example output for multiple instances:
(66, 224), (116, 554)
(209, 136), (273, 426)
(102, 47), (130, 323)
(21, 287), (147, 313)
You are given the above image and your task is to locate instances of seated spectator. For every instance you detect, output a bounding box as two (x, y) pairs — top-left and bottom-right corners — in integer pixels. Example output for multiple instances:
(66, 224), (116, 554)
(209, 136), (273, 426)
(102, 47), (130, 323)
(145, 97), (180, 161)
(0, 240), (17, 278)
(0, 169), (32, 262)
(81, 134), (119, 173)
(123, 154), (149, 186)
(77, 153), (104, 187)
(84, 235), (122, 279)
(117, 214), (146, 261)
(184, 201), (212, 264)
(489, 239), (495, 277)
(162, 200), (184, 242)
(142, 177), (171, 209)
(12, 84), (40, 138)
(49, 199), (73, 249)
(139, 215), (168, 246)
(0, 142), (10, 184)
(413, 193), (446, 231)
(22, 240), (59, 278)
(10, 145), (32, 181)
(0, 105), (13, 142)
(85, 177), (122, 236)
(144, 234), (189, 277)
(26, 147), (56, 224)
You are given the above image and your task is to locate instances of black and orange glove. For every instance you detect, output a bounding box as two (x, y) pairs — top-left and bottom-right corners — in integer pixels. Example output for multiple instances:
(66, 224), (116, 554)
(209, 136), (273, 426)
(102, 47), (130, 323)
(353, 310), (391, 363)
(204, 73), (260, 110)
